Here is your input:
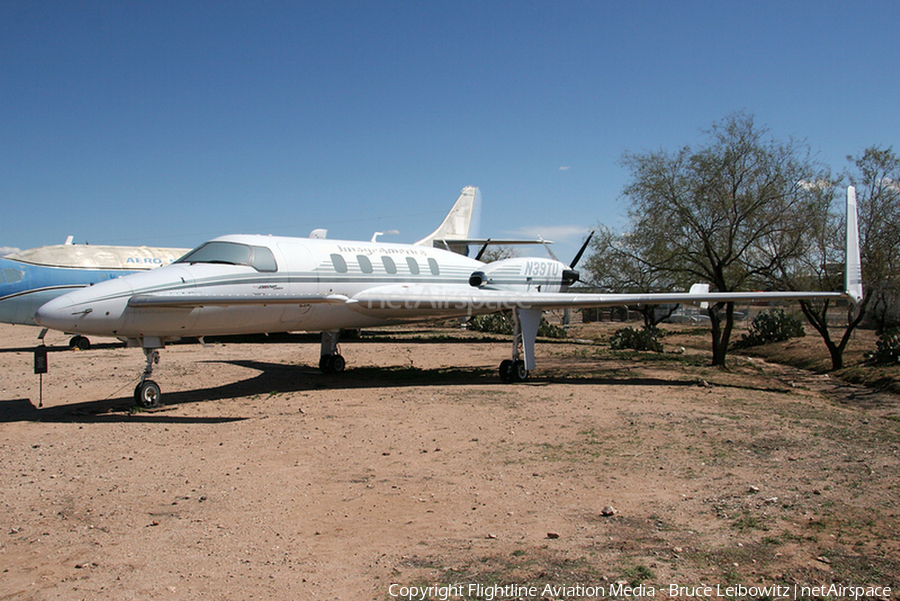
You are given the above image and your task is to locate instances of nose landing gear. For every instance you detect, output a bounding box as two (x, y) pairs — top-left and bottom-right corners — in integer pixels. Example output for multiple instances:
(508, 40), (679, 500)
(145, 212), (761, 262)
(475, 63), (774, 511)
(134, 348), (162, 408)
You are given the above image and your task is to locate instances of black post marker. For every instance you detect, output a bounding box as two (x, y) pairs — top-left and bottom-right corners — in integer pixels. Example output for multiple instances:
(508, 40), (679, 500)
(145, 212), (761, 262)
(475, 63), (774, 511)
(34, 345), (48, 408)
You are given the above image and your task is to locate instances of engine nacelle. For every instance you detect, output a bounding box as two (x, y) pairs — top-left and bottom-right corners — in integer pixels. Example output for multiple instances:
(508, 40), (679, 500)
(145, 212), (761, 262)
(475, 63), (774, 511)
(469, 257), (579, 293)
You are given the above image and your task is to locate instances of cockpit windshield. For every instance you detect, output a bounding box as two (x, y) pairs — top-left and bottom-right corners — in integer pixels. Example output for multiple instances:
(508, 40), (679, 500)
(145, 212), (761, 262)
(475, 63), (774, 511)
(176, 242), (277, 272)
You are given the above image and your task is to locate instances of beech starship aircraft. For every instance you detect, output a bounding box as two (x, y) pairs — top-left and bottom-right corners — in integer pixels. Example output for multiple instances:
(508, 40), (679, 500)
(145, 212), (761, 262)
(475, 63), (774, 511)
(1, 240), (187, 347)
(34, 186), (863, 408)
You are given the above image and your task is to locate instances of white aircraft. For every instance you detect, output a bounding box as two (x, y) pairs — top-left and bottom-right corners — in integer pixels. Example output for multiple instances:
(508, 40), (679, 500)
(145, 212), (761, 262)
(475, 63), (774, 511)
(34, 186), (863, 408)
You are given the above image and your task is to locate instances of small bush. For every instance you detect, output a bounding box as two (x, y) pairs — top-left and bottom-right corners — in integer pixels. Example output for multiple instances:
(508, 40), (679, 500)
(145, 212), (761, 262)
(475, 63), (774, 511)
(735, 309), (805, 348)
(609, 326), (663, 352)
(466, 312), (567, 339)
(871, 328), (900, 364)
(467, 313), (513, 335)
(537, 319), (567, 339)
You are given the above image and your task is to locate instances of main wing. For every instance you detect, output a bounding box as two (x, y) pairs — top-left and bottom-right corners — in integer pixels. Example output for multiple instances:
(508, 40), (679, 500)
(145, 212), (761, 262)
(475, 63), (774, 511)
(126, 283), (850, 313)
(348, 283), (851, 317)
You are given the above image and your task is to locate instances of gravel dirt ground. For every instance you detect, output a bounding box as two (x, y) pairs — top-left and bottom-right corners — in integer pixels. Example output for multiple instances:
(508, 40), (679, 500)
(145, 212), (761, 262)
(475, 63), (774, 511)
(1, 321), (899, 600)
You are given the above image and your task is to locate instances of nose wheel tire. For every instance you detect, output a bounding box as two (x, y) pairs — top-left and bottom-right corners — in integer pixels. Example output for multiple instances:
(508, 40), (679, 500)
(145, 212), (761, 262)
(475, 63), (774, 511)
(134, 380), (162, 408)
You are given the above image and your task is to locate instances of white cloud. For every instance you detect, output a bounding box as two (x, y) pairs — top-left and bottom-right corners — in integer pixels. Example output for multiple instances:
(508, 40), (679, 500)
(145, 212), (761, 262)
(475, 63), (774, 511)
(798, 179), (832, 190)
(508, 225), (588, 243)
(0, 246), (21, 257)
(559, 166), (571, 171)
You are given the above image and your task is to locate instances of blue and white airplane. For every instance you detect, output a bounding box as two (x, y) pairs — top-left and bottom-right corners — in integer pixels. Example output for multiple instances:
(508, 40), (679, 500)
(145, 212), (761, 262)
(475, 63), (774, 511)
(1, 240), (187, 348)
(34, 187), (863, 408)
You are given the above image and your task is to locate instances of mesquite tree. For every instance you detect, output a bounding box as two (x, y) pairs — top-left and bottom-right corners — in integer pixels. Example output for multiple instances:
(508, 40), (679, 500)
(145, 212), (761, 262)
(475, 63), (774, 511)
(615, 113), (829, 366)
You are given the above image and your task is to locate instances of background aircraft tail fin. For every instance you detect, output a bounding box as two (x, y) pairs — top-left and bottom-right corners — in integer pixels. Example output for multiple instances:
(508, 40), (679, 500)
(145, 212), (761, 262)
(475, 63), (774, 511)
(415, 186), (482, 255)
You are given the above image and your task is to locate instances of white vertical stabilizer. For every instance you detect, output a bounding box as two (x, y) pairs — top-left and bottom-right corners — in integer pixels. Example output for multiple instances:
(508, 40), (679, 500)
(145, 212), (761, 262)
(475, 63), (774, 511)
(415, 186), (481, 255)
(845, 186), (863, 303)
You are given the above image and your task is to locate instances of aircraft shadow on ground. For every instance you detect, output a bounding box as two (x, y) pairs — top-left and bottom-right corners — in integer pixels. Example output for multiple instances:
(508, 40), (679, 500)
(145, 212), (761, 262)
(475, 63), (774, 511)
(0, 341), (125, 354)
(191, 359), (700, 398)
(0, 397), (249, 425)
(0, 358), (701, 424)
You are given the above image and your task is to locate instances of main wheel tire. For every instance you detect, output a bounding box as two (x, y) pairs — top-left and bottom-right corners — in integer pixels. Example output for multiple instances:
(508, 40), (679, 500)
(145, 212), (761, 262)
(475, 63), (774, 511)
(499, 359), (513, 383)
(328, 354), (346, 373)
(69, 335), (91, 350)
(319, 354), (346, 374)
(136, 380), (162, 408)
(511, 360), (529, 382)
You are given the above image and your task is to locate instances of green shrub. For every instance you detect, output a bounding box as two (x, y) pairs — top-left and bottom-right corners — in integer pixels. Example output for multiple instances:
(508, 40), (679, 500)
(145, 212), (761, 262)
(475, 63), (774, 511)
(537, 319), (567, 339)
(871, 327), (900, 364)
(735, 309), (805, 348)
(609, 326), (663, 352)
(467, 312), (513, 335)
(467, 312), (567, 339)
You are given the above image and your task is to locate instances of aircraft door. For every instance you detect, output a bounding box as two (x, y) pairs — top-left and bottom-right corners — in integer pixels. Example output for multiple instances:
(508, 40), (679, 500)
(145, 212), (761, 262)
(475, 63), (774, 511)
(277, 242), (317, 328)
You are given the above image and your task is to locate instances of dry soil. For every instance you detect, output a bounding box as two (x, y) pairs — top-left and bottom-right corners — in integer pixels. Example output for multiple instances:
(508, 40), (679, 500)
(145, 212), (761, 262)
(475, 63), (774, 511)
(1, 322), (898, 600)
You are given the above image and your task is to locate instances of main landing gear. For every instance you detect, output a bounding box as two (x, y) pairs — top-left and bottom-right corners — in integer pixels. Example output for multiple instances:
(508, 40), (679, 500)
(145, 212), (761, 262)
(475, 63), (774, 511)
(134, 348), (162, 408)
(68, 335), (91, 350)
(499, 359), (528, 383)
(497, 308), (541, 383)
(37, 329), (92, 351)
(319, 330), (345, 374)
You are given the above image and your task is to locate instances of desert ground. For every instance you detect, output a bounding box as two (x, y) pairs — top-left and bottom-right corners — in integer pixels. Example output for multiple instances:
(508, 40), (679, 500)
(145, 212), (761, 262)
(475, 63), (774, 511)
(1, 320), (899, 600)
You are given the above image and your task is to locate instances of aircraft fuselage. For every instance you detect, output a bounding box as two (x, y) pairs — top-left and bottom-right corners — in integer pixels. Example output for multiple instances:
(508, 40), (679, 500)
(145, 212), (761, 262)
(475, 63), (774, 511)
(33, 234), (571, 342)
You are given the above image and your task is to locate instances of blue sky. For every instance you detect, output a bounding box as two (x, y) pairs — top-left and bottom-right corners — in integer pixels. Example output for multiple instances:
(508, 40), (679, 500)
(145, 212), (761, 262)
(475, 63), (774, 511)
(1, 1), (897, 261)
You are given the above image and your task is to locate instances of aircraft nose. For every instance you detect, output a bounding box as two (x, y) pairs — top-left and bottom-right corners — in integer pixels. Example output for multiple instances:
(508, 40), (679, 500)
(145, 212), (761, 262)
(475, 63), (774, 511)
(34, 295), (76, 332)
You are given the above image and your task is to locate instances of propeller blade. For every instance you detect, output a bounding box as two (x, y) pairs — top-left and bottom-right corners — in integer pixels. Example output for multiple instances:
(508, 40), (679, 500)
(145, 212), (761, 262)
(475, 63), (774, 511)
(540, 237), (559, 262)
(570, 231), (594, 268)
(474, 240), (491, 262)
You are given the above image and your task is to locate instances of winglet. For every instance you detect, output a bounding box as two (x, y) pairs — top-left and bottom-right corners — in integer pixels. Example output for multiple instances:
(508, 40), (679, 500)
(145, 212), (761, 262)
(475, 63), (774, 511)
(845, 186), (863, 304)
(689, 283), (710, 309)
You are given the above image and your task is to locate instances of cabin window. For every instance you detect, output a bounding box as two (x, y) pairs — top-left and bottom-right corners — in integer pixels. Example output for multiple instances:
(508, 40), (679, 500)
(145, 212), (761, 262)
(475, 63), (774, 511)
(330, 254), (348, 273)
(428, 258), (440, 276)
(382, 256), (397, 274)
(250, 246), (278, 272)
(357, 255), (373, 274)
(406, 257), (420, 275)
(177, 241), (278, 272)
